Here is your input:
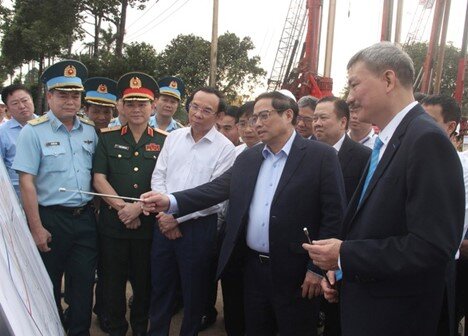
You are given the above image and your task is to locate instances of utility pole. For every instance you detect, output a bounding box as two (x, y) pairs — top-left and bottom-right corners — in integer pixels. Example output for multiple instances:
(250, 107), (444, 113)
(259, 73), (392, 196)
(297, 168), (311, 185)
(209, 0), (219, 87)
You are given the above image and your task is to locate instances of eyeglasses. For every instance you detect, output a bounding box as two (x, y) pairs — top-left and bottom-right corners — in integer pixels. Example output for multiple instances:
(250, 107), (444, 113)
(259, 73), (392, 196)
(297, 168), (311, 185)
(248, 109), (281, 126)
(189, 103), (215, 116)
(296, 115), (314, 125)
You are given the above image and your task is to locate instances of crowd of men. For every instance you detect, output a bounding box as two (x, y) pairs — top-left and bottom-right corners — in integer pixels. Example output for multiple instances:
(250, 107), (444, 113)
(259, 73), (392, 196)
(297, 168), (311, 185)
(0, 41), (467, 336)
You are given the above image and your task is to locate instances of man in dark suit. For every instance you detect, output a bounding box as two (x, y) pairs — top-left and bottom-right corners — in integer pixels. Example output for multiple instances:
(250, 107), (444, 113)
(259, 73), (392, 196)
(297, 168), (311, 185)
(313, 96), (371, 203)
(303, 42), (465, 336)
(313, 96), (370, 336)
(142, 91), (347, 336)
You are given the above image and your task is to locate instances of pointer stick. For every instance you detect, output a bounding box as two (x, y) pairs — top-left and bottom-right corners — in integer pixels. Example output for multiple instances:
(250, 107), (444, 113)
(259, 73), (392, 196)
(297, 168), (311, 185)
(303, 227), (334, 286)
(59, 187), (143, 202)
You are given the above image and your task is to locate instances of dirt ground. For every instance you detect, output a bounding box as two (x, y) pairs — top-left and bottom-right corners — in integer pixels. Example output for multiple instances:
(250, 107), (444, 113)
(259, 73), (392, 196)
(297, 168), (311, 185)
(89, 282), (227, 336)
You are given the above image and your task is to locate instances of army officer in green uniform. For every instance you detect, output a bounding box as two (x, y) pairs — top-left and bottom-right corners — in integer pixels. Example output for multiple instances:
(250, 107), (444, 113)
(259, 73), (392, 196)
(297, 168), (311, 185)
(93, 72), (167, 336)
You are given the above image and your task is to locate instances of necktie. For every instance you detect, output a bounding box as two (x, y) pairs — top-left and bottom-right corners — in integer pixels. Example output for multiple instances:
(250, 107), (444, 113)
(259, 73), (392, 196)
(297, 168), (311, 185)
(359, 137), (384, 204)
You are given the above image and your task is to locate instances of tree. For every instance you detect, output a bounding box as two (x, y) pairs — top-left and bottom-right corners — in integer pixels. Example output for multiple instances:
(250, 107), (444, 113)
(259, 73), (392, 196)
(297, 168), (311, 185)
(403, 42), (467, 109)
(156, 33), (266, 103)
(1, 0), (83, 112)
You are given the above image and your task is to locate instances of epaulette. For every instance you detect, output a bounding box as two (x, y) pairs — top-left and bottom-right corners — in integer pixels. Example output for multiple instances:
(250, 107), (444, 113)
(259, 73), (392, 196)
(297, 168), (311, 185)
(27, 115), (49, 126)
(154, 127), (169, 136)
(100, 125), (122, 133)
(79, 116), (95, 127)
(176, 121), (185, 128)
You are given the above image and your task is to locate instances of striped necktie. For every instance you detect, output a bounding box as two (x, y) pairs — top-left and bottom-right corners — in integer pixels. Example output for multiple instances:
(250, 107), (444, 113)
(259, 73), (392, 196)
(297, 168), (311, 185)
(359, 137), (384, 204)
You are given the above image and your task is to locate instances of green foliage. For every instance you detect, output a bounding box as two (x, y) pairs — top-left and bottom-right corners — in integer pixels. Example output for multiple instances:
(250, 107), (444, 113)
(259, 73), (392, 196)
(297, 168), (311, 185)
(403, 42), (467, 106)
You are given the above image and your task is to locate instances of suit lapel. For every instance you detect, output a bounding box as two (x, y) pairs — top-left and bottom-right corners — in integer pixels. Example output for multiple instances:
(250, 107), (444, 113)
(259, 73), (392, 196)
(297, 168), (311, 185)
(272, 134), (306, 205)
(343, 105), (424, 232)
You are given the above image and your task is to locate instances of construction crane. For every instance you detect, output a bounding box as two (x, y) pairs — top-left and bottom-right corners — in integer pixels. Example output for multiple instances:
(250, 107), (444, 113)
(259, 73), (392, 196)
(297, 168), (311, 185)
(267, 0), (334, 99)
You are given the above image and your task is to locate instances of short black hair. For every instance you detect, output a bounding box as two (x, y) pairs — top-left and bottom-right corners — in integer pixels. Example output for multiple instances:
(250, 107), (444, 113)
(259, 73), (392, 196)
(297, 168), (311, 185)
(238, 101), (255, 119)
(317, 96), (350, 129)
(414, 92), (427, 103)
(254, 91), (299, 124)
(224, 105), (240, 123)
(422, 94), (461, 125)
(187, 86), (227, 114)
(1, 84), (32, 105)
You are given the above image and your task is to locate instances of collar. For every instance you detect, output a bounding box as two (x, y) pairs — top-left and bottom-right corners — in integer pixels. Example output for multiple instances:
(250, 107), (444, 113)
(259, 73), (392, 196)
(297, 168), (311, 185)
(262, 130), (296, 159)
(47, 110), (81, 132)
(6, 118), (22, 129)
(187, 125), (218, 143)
(378, 101), (418, 146)
(333, 133), (346, 152)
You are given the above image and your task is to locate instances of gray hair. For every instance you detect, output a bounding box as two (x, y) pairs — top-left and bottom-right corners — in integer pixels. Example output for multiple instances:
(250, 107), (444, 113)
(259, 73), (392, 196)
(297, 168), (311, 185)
(297, 95), (319, 110)
(347, 42), (414, 88)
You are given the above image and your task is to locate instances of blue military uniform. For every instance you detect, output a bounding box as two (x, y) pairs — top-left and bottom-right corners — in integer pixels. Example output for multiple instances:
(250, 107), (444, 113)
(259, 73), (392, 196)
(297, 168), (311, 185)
(12, 60), (97, 336)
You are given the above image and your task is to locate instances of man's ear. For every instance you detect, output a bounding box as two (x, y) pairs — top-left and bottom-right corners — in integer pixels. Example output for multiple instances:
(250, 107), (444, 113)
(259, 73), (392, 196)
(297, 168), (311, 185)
(383, 69), (396, 93)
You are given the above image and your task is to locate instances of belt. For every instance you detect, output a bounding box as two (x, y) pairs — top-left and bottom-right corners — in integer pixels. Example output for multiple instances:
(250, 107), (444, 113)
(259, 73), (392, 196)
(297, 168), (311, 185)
(42, 203), (90, 216)
(247, 248), (270, 264)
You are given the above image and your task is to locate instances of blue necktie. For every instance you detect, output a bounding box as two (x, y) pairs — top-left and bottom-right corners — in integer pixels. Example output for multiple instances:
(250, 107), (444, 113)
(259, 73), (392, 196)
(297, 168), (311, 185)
(359, 137), (384, 204)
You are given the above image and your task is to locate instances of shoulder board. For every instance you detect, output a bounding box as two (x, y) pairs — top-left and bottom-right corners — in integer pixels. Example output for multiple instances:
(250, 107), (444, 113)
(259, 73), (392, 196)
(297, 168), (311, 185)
(100, 125), (122, 133)
(79, 116), (95, 127)
(154, 128), (169, 136)
(27, 115), (49, 126)
(176, 121), (184, 128)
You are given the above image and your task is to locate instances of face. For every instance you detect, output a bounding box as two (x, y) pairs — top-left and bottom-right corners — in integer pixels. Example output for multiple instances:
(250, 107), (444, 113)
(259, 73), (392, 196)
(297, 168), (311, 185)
(237, 114), (260, 148)
(296, 106), (315, 138)
(155, 94), (179, 118)
(123, 100), (152, 126)
(313, 101), (347, 146)
(346, 61), (388, 125)
(47, 90), (81, 121)
(252, 98), (293, 147)
(85, 104), (114, 130)
(349, 109), (373, 134)
(188, 91), (220, 135)
(5, 90), (35, 125)
(422, 103), (456, 136)
(216, 114), (240, 145)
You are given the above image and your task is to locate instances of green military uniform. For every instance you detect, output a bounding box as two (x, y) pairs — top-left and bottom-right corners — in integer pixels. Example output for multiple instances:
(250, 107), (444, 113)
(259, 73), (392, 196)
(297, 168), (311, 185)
(93, 124), (166, 238)
(92, 72), (164, 336)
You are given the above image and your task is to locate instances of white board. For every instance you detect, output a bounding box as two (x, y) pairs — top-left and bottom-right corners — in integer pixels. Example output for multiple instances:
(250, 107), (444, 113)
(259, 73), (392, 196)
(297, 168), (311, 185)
(0, 159), (64, 336)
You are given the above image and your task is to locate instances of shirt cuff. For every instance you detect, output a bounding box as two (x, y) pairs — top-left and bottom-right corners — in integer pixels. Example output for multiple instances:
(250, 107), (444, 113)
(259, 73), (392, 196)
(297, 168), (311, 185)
(167, 194), (179, 214)
(336, 255), (343, 281)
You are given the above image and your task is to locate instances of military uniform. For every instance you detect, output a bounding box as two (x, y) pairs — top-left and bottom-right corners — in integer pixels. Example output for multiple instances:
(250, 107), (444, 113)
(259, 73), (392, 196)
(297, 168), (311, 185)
(12, 60), (98, 336)
(93, 72), (164, 336)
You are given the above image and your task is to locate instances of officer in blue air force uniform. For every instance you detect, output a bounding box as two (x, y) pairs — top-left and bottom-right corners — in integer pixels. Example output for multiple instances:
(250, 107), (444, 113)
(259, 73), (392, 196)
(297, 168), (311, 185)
(12, 60), (98, 336)
(149, 76), (185, 131)
(93, 72), (167, 336)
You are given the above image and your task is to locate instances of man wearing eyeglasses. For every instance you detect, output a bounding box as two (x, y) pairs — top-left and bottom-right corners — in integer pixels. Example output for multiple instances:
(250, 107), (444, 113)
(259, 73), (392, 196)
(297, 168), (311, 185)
(142, 91), (346, 336)
(0, 84), (37, 198)
(296, 95), (318, 140)
(148, 87), (236, 335)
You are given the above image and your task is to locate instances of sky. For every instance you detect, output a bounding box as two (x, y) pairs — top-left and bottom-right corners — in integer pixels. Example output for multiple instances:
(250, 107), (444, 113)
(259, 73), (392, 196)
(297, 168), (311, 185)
(119, 0), (466, 98)
(3, 0), (467, 96)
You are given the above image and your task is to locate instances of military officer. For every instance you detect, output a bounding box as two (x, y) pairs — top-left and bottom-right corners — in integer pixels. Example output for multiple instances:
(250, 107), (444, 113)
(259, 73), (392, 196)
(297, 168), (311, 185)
(83, 77), (117, 131)
(12, 60), (97, 336)
(93, 72), (166, 336)
(149, 76), (185, 131)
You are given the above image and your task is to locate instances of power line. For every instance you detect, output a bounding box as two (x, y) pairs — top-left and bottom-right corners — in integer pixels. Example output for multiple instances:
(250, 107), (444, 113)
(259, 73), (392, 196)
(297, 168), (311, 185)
(125, 0), (185, 40)
(126, 0), (160, 30)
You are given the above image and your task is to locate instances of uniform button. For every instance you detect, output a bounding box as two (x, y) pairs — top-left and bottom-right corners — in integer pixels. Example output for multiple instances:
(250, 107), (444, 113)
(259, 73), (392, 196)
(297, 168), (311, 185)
(77, 169), (79, 172)
(118, 154), (122, 158)
(261, 223), (265, 227)
(134, 151), (139, 156)
(134, 167), (139, 172)
(133, 184), (139, 189)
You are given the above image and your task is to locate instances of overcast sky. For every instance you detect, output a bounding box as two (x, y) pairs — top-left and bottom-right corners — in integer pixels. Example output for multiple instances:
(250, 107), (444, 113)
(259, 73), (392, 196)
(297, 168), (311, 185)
(121, 0), (466, 97)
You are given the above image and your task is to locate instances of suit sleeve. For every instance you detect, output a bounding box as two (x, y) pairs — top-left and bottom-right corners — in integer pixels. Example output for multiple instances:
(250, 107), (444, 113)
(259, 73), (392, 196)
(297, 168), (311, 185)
(173, 166), (232, 216)
(308, 147), (347, 272)
(340, 131), (465, 280)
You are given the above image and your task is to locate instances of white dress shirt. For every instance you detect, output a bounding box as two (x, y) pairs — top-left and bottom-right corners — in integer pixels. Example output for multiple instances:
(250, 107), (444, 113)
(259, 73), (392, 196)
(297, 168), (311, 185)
(246, 131), (296, 253)
(333, 134), (346, 153)
(151, 126), (235, 223)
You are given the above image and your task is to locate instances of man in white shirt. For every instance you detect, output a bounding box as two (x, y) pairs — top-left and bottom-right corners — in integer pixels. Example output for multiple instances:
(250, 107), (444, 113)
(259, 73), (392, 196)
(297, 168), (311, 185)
(348, 107), (377, 149)
(148, 87), (235, 335)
